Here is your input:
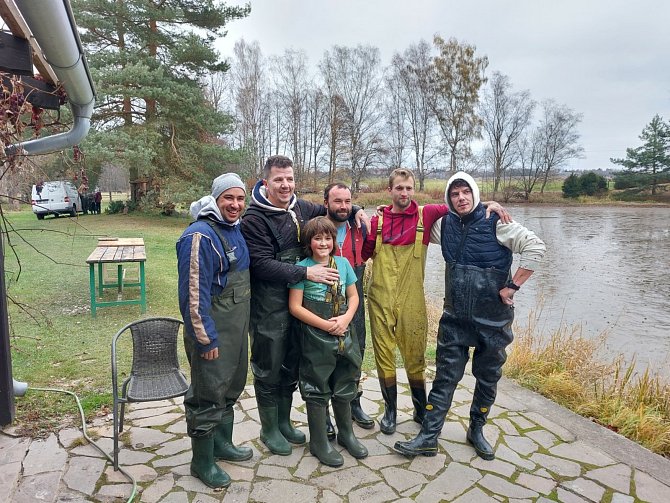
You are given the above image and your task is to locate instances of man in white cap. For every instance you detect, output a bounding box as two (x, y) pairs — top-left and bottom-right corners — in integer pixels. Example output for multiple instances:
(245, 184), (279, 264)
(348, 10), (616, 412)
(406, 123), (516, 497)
(394, 171), (545, 461)
(177, 173), (252, 488)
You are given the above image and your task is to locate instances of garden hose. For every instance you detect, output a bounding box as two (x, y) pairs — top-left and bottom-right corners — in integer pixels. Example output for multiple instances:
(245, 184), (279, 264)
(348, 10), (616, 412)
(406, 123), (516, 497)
(24, 386), (138, 503)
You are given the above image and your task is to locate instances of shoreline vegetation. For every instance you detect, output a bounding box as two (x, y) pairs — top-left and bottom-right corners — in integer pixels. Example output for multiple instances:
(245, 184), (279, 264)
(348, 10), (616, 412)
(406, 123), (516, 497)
(3, 194), (669, 459)
(506, 317), (670, 458)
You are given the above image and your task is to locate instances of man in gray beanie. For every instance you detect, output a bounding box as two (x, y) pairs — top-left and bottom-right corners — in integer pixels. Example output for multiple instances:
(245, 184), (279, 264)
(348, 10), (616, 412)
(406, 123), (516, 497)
(177, 172), (251, 488)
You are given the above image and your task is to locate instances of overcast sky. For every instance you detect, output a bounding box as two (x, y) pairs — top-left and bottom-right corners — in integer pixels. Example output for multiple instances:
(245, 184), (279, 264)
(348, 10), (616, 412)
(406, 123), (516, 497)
(216, 0), (670, 172)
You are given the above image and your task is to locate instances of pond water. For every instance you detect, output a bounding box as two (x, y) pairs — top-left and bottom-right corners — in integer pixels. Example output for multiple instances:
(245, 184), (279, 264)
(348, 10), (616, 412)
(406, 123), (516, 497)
(423, 205), (670, 377)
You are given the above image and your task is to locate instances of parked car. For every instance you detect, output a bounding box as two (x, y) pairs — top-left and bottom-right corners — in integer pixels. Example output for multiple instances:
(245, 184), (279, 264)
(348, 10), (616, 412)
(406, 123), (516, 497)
(31, 181), (82, 219)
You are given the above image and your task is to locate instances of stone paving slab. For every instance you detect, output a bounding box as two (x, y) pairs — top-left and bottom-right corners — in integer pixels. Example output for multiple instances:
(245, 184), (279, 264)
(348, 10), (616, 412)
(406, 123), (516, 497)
(2, 370), (670, 502)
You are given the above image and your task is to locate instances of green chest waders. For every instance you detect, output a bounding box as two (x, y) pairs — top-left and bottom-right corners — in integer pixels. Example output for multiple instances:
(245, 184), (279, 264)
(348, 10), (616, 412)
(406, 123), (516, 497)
(298, 297), (361, 406)
(183, 223), (251, 488)
(183, 227), (251, 438)
(249, 245), (304, 401)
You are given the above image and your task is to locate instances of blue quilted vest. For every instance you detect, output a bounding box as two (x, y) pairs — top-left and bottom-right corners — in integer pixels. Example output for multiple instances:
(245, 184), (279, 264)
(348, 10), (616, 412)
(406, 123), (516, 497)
(441, 203), (512, 271)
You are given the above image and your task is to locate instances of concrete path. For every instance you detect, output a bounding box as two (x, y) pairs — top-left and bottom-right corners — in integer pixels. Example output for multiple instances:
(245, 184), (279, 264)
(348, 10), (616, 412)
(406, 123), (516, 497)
(2, 369), (670, 502)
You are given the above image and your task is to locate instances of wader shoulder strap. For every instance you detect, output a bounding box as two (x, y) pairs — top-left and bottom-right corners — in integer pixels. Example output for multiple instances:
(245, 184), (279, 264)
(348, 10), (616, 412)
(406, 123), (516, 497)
(243, 206), (281, 254)
(413, 206), (425, 258)
(204, 220), (238, 270)
(374, 214), (384, 258)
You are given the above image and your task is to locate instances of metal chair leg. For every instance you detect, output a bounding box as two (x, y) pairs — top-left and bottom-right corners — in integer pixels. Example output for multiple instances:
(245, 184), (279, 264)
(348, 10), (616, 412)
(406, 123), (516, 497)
(113, 395), (119, 470)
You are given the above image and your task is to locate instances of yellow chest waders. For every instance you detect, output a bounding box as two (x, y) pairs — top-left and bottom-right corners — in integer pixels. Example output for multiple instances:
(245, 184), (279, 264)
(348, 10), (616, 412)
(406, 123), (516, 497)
(367, 207), (429, 386)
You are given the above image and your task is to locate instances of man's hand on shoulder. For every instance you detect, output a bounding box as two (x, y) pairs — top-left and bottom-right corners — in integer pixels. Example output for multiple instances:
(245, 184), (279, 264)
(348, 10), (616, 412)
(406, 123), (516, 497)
(306, 264), (339, 285)
(355, 208), (371, 233)
(484, 201), (512, 224)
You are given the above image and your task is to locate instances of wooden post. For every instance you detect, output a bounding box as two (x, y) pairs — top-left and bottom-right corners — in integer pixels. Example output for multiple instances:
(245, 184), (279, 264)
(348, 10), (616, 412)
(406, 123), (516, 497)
(0, 231), (16, 425)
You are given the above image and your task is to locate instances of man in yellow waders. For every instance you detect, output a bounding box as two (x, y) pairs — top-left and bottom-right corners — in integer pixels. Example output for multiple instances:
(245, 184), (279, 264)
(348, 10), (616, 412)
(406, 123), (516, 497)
(362, 168), (509, 434)
(361, 169), (449, 433)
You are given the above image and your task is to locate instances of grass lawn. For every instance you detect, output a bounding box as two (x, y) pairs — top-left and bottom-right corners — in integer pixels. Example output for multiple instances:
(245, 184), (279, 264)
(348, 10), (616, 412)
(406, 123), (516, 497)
(5, 208), (189, 432)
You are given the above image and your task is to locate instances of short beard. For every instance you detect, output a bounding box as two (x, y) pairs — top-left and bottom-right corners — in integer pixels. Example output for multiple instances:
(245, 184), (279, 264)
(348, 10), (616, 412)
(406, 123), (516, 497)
(327, 207), (350, 223)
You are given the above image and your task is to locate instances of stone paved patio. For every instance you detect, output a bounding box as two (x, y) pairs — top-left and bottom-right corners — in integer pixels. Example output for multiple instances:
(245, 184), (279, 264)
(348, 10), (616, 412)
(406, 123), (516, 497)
(2, 368), (670, 502)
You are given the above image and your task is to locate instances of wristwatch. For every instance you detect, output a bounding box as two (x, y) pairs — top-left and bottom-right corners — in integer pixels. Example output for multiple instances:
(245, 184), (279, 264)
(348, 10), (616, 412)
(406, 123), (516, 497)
(504, 281), (520, 291)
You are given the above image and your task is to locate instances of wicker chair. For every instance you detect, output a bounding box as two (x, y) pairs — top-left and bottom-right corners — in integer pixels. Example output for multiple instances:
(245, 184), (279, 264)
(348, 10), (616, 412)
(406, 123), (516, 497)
(111, 317), (189, 470)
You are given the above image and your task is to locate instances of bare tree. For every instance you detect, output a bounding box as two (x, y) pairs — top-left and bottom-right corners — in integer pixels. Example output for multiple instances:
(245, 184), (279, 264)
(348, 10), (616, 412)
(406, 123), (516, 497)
(535, 100), (584, 193)
(383, 74), (408, 174)
(230, 39), (266, 178)
(319, 45), (384, 191)
(99, 163), (130, 197)
(431, 36), (488, 173)
(480, 72), (535, 195)
(389, 40), (439, 190)
(517, 131), (544, 200)
(270, 49), (310, 182)
(304, 87), (328, 183)
(319, 57), (344, 183)
(203, 71), (229, 112)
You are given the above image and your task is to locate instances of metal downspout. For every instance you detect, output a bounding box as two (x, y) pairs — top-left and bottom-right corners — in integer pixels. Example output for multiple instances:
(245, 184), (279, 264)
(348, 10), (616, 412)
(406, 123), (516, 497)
(4, 0), (95, 157)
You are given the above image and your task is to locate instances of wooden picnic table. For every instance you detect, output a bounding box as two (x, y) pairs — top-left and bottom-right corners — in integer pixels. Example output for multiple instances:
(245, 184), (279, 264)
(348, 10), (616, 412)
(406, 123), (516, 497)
(86, 238), (147, 317)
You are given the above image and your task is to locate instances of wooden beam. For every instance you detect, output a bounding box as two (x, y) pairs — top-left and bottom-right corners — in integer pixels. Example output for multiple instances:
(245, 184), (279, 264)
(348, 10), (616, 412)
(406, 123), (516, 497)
(0, 0), (58, 85)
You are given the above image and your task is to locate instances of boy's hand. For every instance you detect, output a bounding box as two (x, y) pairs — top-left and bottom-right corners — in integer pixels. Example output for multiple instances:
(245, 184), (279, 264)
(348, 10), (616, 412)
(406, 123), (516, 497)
(327, 315), (350, 336)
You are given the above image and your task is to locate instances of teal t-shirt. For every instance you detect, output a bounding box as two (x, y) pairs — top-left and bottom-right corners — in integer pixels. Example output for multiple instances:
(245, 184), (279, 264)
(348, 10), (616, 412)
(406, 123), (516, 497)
(289, 256), (357, 301)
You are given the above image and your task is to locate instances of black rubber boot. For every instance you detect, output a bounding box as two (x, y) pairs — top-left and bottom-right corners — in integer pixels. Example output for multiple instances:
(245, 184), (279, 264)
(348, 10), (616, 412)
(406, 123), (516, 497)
(410, 383), (427, 425)
(351, 393), (374, 429)
(379, 384), (397, 435)
(332, 400), (368, 459)
(393, 404), (444, 457)
(258, 405), (291, 456)
(306, 403), (344, 467)
(325, 403), (336, 441)
(393, 430), (438, 457)
(277, 394), (306, 445)
(213, 411), (253, 462)
(190, 436), (231, 488)
(467, 419), (495, 460)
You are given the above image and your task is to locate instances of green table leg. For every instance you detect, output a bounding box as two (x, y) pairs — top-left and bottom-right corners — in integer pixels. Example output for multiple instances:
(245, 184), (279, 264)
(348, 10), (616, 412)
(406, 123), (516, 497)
(89, 264), (97, 318)
(98, 263), (104, 297)
(117, 264), (123, 296)
(139, 261), (146, 313)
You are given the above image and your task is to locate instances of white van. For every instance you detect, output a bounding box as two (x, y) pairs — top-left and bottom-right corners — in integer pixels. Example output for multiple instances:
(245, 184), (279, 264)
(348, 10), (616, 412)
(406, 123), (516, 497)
(31, 181), (82, 219)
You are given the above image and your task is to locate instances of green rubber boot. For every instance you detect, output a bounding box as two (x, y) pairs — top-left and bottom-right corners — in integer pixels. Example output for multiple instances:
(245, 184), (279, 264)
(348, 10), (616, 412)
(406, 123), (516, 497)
(258, 405), (292, 456)
(278, 394), (306, 444)
(306, 403), (344, 467)
(333, 400), (368, 459)
(214, 411), (253, 462)
(190, 436), (231, 489)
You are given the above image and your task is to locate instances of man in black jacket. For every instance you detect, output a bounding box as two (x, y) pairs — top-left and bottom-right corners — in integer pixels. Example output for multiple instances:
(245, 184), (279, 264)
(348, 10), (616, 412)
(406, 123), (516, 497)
(241, 155), (368, 455)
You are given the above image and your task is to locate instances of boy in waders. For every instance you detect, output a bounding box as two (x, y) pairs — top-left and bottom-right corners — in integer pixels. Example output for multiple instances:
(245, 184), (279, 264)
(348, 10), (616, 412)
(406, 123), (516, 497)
(288, 217), (368, 467)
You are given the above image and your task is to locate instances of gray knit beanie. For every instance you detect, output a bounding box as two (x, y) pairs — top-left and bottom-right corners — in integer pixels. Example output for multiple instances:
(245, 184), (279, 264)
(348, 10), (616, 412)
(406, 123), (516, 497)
(211, 173), (246, 200)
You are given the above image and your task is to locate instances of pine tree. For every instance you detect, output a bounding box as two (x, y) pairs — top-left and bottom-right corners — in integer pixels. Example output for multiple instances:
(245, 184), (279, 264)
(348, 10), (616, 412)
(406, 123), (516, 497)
(562, 173), (581, 198)
(611, 115), (670, 195)
(72, 0), (250, 203)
